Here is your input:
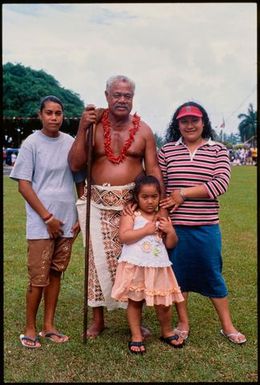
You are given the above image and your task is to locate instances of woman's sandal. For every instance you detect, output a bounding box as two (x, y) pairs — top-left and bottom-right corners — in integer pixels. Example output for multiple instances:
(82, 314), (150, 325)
(220, 329), (247, 344)
(128, 341), (146, 354)
(173, 327), (189, 341)
(160, 334), (185, 348)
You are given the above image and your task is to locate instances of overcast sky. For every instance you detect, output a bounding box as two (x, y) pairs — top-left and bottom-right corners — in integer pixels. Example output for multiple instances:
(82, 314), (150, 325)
(2, 3), (257, 138)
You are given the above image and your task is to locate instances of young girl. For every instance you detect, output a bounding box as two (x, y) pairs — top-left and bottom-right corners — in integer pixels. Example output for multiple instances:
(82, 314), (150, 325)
(111, 175), (184, 354)
(10, 95), (85, 348)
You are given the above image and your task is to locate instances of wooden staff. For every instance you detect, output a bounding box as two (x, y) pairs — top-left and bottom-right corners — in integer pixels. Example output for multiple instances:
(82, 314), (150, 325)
(83, 122), (94, 344)
(82, 107), (104, 344)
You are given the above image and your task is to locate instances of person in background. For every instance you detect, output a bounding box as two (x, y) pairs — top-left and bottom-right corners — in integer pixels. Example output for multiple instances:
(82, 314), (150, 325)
(10, 95), (85, 348)
(251, 146), (257, 166)
(11, 151), (17, 166)
(68, 75), (166, 338)
(158, 101), (246, 345)
(3, 147), (7, 164)
(111, 175), (184, 354)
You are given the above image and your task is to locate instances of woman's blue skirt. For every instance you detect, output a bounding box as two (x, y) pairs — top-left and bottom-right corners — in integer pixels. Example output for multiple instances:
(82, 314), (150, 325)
(169, 224), (228, 298)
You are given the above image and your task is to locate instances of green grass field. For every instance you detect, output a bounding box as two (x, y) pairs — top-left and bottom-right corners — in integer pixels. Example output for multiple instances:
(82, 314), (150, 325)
(3, 166), (257, 383)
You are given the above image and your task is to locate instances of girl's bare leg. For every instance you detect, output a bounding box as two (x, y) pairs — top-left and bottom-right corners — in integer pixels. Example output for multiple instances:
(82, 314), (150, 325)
(174, 292), (189, 337)
(155, 305), (185, 347)
(127, 299), (145, 353)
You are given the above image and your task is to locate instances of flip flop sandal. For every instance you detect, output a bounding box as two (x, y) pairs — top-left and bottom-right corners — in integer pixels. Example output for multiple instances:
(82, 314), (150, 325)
(39, 331), (69, 343)
(160, 334), (185, 348)
(173, 327), (189, 340)
(220, 329), (247, 344)
(128, 341), (146, 354)
(20, 334), (41, 349)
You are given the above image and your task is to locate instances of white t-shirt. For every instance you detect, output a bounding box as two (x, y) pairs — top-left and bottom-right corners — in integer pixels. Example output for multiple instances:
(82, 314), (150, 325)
(10, 130), (85, 239)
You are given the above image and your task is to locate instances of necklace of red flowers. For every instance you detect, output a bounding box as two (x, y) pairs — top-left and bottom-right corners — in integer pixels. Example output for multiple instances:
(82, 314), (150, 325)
(101, 109), (141, 164)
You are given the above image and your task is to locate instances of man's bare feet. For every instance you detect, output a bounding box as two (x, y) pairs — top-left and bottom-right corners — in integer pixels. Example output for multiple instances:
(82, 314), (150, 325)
(83, 323), (105, 338)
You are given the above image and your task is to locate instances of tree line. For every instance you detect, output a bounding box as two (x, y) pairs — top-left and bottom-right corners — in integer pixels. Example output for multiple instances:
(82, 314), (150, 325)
(3, 62), (257, 149)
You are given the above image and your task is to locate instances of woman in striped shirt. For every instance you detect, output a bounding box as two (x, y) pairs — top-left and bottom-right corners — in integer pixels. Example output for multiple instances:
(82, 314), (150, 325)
(158, 101), (246, 345)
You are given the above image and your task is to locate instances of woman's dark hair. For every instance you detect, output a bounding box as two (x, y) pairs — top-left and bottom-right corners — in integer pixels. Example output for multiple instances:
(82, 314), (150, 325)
(134, 174), (161, 202)
(40, 95), (64, 112)
(165, 101), (216, 142)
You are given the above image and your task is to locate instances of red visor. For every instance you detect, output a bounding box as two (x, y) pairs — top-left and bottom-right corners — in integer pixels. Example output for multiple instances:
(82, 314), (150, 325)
(176, 105), (203, 119)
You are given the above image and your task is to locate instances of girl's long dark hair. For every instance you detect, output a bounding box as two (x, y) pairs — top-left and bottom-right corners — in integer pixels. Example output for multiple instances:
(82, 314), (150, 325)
(165, 101), (216, 142)
(133, 174), (161, 203)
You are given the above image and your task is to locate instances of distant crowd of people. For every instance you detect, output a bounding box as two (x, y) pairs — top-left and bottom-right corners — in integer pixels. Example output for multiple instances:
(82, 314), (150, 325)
(3, 145), (258, 169)
(228, 146), (257, 166)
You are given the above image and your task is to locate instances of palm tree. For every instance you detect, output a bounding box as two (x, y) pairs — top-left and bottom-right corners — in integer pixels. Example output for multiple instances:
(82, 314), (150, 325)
(154, 132), (165, 150)
(238, 103), (257, 143)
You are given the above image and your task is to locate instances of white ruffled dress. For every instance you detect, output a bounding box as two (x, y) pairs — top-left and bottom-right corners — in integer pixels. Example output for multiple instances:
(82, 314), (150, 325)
(111, 212), (184, 306)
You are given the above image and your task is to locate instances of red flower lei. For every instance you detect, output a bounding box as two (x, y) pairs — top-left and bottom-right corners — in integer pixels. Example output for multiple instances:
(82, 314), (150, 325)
(101, 109), (141, 164)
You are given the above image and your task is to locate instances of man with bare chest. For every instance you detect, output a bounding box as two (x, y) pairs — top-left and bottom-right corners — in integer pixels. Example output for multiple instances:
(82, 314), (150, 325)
(68, 75), (165, 338)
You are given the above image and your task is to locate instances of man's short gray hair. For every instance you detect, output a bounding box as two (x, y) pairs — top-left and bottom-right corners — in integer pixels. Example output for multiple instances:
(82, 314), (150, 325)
(106, 75), (135, 94)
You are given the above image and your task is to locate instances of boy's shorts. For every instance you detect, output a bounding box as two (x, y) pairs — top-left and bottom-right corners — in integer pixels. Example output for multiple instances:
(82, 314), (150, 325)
(27, 237), (74, 287)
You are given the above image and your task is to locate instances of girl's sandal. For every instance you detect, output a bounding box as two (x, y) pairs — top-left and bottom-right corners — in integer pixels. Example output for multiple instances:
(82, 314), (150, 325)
(160, 334), (185, 348)
(128, 341), (146, 354)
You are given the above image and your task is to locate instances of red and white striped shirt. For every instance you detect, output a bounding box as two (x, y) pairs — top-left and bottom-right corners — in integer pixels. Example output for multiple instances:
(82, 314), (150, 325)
(158, 138), (231, 226)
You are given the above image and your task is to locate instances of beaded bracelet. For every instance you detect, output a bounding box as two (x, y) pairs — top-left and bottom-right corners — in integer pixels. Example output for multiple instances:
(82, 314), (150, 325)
(42, 213), (53, 221)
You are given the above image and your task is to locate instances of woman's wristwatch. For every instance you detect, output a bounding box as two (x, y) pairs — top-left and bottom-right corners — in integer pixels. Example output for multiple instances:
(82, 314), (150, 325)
(180, 189), (187, 201)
